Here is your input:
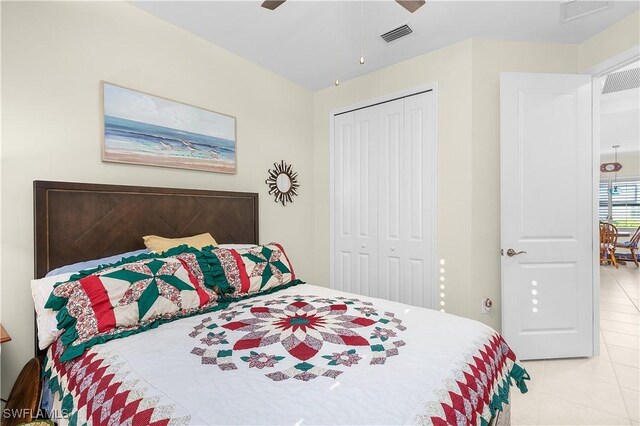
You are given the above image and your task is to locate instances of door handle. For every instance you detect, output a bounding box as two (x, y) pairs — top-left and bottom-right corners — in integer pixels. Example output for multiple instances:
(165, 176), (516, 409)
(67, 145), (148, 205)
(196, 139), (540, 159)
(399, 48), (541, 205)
(506, 248), (527, 257)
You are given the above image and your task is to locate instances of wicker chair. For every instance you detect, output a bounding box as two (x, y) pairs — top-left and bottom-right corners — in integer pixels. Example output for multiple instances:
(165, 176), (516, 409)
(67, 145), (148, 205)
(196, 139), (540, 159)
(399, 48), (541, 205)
(600, 222), (619, 268)
(615, 225), (640, 267)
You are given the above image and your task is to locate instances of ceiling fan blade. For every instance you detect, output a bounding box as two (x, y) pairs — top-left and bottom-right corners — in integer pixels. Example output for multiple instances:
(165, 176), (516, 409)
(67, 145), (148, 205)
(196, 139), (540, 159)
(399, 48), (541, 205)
(395, 0), (426, 13)
(261, 0), (286, 10)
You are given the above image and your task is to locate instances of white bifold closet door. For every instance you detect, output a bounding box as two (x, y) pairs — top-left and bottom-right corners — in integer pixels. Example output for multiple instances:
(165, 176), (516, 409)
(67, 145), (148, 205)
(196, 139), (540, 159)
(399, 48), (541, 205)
(333, 91), (436, 309)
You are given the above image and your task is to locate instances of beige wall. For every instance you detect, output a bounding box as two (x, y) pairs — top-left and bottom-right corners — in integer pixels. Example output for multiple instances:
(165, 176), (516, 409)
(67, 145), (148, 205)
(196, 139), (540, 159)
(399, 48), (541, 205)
(579, 11), (640, 72)
(0, 1), (313, 396)
(312, 39), (577, 332)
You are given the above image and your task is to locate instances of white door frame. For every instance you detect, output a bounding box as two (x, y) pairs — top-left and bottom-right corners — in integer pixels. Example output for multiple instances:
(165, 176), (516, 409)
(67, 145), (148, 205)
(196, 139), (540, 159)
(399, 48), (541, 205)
(329, 82), (439, 308)
(584, 45), (640, 356)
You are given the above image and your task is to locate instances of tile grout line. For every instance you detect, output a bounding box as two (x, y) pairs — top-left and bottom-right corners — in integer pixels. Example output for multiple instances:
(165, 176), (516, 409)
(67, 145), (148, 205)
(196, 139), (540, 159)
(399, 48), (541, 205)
(600, 326), (640, 337)
(538, 360), (545, 425)
(604, 267), (639, 422)
(600, 302), (640, 315)
(610, 266), (640, 311)
(534, 391), (632, 424)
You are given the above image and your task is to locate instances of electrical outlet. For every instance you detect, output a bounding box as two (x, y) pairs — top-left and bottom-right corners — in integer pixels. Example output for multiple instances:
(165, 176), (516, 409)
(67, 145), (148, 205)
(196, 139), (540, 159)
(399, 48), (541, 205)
(481, 298), (492, 314)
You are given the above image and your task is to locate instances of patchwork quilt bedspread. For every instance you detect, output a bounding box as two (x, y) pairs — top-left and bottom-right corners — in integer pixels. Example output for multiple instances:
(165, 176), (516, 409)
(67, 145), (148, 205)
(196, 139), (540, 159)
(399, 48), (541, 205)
(44, 284), (528, 425)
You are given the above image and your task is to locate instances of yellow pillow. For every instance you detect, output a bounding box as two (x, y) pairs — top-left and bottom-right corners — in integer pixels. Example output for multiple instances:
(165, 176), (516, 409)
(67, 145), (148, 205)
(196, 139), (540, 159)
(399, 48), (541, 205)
(143, 233), (218, 253)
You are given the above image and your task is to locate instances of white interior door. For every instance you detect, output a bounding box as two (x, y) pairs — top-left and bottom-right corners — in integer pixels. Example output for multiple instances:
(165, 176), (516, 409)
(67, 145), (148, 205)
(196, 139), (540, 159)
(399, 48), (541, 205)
(500, 72), (595, 360)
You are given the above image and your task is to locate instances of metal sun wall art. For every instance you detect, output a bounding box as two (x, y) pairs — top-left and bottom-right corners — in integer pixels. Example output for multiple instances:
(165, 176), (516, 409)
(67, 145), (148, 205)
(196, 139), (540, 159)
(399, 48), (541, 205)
(266, 161), (299, 206)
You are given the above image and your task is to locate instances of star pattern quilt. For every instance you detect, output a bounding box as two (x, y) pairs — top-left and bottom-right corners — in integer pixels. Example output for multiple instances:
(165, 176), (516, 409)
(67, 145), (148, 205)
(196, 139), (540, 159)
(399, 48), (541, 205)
(44, 284), (528, 426)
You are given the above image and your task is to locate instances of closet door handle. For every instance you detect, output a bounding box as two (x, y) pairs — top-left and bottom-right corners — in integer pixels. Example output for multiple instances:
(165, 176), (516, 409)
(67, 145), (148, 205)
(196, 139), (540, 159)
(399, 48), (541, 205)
(391, 246), (396, 252)
(361, 244), (366, 249)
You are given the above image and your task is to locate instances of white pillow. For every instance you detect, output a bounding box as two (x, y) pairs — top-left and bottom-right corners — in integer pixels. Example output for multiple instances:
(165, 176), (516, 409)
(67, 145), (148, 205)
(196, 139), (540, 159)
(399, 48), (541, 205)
(217, 244), (257, 250)
(31, 272), (74, 350)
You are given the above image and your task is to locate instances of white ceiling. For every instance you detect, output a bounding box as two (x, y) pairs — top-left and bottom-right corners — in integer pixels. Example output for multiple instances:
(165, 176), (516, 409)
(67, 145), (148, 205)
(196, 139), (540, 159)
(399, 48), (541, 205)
(132, 0), (639, 90)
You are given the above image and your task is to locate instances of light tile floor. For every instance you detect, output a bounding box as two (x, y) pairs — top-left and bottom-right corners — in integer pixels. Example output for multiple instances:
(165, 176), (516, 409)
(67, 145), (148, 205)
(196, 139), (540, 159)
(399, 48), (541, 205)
(511, 264), (640, 425)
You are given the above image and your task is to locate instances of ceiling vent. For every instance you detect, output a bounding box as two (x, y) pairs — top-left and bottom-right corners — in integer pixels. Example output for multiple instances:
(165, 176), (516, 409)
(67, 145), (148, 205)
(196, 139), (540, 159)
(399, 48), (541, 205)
(380, 24), (413, 43)
(561, 1), (609, 23)
(602, 67), (640, 94)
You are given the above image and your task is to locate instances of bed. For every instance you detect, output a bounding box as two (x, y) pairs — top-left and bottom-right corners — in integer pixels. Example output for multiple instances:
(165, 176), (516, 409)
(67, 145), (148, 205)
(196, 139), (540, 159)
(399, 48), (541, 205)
(33, 180), (527, 426)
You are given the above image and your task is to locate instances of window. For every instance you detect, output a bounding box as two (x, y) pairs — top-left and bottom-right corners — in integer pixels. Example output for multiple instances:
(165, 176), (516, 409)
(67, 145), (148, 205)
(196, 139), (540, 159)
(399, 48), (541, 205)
(599, 178), (640, 230)
(599, 180), (609, 222)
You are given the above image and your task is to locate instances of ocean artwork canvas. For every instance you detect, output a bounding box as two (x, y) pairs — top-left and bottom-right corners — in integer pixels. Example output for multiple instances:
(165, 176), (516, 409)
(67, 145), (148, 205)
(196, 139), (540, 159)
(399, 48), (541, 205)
(102, 82), (236, 174)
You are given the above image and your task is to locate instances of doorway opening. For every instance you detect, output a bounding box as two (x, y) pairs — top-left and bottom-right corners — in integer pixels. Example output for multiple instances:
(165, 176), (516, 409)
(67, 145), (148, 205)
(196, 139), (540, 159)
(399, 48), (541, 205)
(595, 59), (640, 360)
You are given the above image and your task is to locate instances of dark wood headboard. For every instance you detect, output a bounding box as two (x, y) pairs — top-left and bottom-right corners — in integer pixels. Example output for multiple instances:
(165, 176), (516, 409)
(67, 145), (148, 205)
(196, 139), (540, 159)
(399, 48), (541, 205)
(34, 181), (259, 279)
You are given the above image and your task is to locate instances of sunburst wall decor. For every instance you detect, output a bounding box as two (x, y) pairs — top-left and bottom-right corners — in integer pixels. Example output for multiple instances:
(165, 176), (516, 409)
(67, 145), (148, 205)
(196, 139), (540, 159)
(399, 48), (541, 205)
(265, 161), (299, 206)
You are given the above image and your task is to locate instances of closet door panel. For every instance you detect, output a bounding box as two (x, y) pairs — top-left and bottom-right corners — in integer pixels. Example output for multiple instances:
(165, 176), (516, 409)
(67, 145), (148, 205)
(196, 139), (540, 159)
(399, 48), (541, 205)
(333, 113), (354, 293)
(404, 258), (424, 307)
(384, 111), (402, 241)
(403, 92), (437, 308)
(408, 107), (424, 242)
(339, 252), (352, 293)
(377, 99), (405, 302)
(352, 110), (377, 296)
(386, 257), (401, 302)
(333, 109), (377, 297)
(338, 123), (352, 238)
(356, 119), (373, 239)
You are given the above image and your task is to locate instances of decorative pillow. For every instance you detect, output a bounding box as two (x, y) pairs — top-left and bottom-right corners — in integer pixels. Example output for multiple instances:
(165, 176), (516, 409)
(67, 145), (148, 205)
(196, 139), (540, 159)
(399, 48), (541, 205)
(203, 243), (296, 297)
(45, 246), (218, 361)
(31, 272), (74, 350)
(45, 249), (149, 277)
(143, 233), (217, 253)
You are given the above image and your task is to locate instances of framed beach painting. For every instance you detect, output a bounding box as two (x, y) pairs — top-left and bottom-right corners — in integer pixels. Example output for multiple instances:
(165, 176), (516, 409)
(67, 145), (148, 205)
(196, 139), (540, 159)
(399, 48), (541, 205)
(101, 82), (236, 174)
